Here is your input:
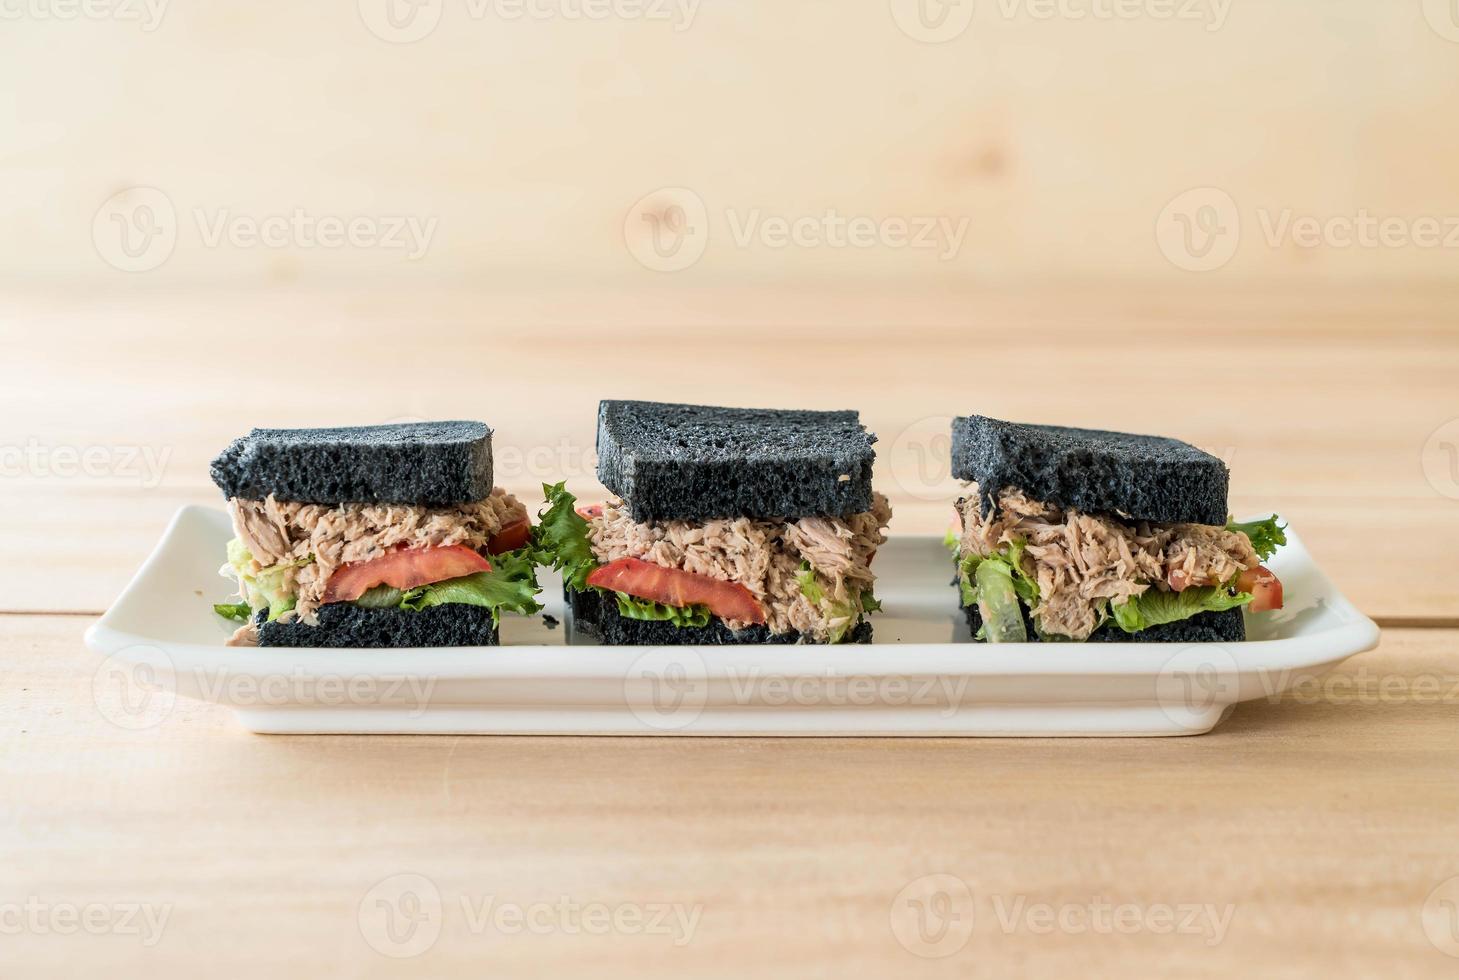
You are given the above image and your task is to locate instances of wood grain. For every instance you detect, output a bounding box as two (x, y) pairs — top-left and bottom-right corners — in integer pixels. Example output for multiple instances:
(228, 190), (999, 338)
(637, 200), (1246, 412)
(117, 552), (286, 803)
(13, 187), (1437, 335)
(5, 4), (1459, 283)
(6, 283), (1458, 619)
(5, 615), (1458, 977)
(6, 284), (1458, 976)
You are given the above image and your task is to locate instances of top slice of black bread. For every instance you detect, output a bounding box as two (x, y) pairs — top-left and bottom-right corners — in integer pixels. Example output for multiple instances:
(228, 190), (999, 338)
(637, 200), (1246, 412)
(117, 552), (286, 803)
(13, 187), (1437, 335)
(951, 415), (1228, 526)
(597, 400), (875, 522)
(211, 421), (492, 505)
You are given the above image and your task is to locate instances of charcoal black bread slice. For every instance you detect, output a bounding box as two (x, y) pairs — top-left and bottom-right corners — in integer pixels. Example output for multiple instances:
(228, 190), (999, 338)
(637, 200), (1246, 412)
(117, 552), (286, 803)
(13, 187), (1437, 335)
(567, 587), (873, 646)
(211, 421), (492, 506)
(951, 415), (1228, 526)
(597, 400), (875, 522)
(960, 601), (1245, 644)
(257, 603), (499, 648)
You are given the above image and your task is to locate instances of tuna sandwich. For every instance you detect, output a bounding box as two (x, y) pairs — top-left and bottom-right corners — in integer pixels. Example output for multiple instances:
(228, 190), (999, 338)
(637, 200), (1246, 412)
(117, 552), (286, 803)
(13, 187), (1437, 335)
(534, 400), (892, 645)
(948, 415), (1286, 643)
(209, 422), (541, 648)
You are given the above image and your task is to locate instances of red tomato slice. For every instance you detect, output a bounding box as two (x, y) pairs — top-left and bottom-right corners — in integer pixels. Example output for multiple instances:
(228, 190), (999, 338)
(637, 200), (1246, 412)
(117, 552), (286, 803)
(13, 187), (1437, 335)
(487, 518), (531, 555)
(576, 504), (604, 519)
(586, 557), (766, 625)
(323, 545), (491, 604)
(1236, 565), (1284, 613)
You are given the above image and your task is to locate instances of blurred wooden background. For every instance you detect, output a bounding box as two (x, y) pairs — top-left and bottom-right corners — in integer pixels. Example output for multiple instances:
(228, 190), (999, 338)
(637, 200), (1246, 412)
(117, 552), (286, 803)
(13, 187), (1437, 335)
(4, 1), (1459, 284)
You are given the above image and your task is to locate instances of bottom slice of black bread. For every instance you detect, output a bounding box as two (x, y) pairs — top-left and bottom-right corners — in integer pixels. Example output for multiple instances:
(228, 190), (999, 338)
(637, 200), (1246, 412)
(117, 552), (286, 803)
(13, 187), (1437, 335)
(569, 587), (872, 646)
(961, 602), (1245, 643)
(257, 603), (500, 648)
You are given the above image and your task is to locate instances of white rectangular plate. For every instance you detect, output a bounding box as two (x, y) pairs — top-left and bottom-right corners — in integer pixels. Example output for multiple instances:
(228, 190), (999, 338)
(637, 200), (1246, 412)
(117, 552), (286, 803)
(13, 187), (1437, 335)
(85, 506), (1380, 737)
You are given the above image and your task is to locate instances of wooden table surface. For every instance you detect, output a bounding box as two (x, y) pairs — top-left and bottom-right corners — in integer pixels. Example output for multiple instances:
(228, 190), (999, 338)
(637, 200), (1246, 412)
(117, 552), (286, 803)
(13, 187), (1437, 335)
(4, 283), (1458, 977)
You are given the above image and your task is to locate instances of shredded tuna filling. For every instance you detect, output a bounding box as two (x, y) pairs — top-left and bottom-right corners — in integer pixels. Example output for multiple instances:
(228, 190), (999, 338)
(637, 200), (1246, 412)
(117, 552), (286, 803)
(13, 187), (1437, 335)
(222, 489), (526, 645)
(586, 493), (892, 641)
(956, 484), (1257, 641)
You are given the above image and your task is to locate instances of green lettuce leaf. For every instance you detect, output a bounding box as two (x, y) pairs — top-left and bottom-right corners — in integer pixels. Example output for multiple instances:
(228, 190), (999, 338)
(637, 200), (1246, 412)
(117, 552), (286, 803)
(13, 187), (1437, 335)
(797, 561), (880, 642)
(956, 538), (1038, 609)
(213, 601), (252, 623)
(531, 482), (598, 591)
(395, 550), (544, 625)
(795, 561), (825, 604)
(1226, 515), (1287, 562)
(1109, 584), (1252, 634)
(223, 537), (305, 622)
(614, 593), (711, 627)
(1003, 538), (1039, 604)
(942, 527), (960, 555)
